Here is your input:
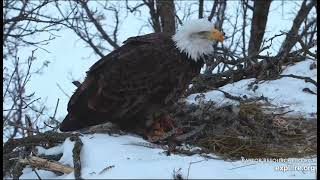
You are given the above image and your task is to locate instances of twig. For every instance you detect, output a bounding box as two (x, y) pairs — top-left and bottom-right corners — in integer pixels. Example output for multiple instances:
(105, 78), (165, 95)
(26, 156), (42, 180)
(45, 98), (61, 131)
(187, 159), (207, 179)
(7, 121), (39, 133)
(3, 98), (41, 111)
(302, 88), (317, 95)
(228, 163), (256, 170)
(3, 66), (17, 101)
(19, 156), (74, 174)
(72, 81), (82, 88)
(99, 165), (115, 175)
(4, 131), (74, 155)
(175, 124), (206, 142)
(123, 142), (165, 149)
(51, 98), (60, 120)
(279, 74), (317, 86)
(172, 168), (184, 180)
(273, 110), (295, 116)
(214, 89), (243, 101)
(43, 122), (56, 129)
(56, 83), (70, 98)
(11, 160), (26, 179)
(4, 132), (76, 177)
(70, 136), (83, 179)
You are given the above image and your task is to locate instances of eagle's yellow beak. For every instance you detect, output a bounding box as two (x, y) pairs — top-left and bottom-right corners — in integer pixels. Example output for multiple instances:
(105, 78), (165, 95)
(207, 28), (224, 42)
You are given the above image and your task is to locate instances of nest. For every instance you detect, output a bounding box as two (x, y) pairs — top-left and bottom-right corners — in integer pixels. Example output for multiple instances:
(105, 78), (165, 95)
(168, 99), (317, 160)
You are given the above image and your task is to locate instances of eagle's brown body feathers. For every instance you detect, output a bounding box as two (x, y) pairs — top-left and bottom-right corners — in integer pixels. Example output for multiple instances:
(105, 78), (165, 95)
(60, 32), (204, 132)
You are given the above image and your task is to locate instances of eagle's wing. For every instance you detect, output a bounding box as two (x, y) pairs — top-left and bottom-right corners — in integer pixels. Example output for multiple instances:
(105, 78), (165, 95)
(66, 33), (180, 122)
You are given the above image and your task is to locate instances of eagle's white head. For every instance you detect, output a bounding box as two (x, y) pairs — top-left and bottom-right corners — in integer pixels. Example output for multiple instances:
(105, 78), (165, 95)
(172, 18), (224, 61)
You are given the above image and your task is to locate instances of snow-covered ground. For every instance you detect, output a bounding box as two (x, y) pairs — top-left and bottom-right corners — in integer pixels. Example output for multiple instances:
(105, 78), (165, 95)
(19, 60), (317, 179)
(20, 134), (317, 179)
(188, 59), (317, 118)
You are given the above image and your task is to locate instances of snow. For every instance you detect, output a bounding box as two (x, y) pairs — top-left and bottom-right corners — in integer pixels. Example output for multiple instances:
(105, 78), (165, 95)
(18, 59), (317, 179)
(187, 59), (317, 118)
(36, 144), (64, 156)
(282, 59), (317, 81)
(20, 134), (317, 179)
(58, 138), (76, 167)
(21, 168), (58, 179)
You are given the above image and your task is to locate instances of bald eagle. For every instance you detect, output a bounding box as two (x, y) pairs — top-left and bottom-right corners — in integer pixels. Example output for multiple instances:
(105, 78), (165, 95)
(60, 19), (224, 135)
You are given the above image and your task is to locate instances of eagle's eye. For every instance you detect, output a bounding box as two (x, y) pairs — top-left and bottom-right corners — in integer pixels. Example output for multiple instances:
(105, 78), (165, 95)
(196, 31), (211, 39)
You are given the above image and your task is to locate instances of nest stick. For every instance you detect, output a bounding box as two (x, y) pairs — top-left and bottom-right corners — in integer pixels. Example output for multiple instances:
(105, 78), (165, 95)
(19, 156), (74, 174)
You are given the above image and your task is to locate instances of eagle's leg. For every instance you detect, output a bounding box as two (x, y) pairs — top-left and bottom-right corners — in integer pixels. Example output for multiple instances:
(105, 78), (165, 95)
(145, 111), (182, 142)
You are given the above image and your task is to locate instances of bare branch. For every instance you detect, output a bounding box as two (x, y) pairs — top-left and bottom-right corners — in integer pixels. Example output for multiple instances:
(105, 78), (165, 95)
(208, 0), (218, 22)
(79, 0), (119, 49)
(198, 0), (204, 19)
(19, 156), (74, 174)
(278, 0), (316, 56)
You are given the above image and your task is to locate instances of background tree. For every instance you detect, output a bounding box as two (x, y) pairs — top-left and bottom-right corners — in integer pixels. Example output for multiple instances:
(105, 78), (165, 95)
(3, 0), (67, 139)
(247, 0), (272, 64)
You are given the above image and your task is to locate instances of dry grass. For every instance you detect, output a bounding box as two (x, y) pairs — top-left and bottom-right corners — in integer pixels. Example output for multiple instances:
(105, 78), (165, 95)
(170, 100), (317, 160)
